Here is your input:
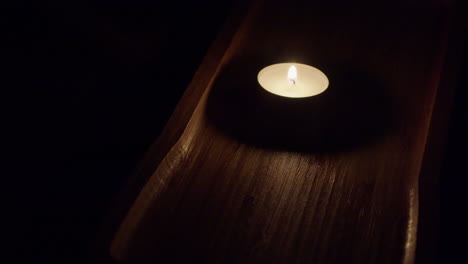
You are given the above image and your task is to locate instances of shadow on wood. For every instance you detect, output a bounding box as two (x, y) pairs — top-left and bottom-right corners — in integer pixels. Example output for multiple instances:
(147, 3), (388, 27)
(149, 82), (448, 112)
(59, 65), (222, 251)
(206, 57), (396, 153)
(111, 59), (399, 263)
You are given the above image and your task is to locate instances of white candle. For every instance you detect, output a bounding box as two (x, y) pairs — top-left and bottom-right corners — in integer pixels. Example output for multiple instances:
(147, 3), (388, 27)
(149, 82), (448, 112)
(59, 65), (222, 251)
(257, 63), (329, 98)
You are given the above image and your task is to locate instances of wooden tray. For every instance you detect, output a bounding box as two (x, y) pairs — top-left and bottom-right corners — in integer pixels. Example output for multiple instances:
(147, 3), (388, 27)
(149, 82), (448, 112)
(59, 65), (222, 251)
(108, 1), (458, 263)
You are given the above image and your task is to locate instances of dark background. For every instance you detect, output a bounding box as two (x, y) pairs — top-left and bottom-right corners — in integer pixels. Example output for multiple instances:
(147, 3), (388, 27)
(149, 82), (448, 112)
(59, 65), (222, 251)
(3, 1), (233, 263)
(2, 1), (466, 263)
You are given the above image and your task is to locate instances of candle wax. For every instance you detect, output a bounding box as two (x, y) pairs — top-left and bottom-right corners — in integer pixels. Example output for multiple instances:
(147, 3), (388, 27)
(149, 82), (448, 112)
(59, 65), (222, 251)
(257, 63), (329, 98)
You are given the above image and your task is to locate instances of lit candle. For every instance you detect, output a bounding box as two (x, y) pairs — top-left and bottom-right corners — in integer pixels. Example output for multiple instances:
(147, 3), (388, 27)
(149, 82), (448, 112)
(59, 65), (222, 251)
(257, 63), (329, 98)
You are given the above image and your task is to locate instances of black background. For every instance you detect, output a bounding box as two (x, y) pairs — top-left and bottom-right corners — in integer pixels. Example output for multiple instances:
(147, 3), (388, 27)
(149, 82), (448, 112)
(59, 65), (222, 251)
(2, 1), (466, 263)
(3, 1), (232, 263)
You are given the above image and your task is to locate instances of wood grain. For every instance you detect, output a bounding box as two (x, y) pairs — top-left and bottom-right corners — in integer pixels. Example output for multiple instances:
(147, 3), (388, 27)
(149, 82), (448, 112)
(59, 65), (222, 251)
(109, 1), (455, 263)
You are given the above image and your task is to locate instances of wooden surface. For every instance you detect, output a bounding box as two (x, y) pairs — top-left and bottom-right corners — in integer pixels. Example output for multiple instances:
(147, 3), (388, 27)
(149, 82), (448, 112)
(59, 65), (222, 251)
(110, 1), (455, 263)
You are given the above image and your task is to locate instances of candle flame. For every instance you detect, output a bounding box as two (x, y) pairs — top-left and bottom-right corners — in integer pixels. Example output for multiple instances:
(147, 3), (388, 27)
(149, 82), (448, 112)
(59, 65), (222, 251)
(288, 65), (297, 84)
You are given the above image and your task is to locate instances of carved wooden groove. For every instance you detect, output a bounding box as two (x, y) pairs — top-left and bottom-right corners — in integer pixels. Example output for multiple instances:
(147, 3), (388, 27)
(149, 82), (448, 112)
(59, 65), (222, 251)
(109, 1), (457, 263)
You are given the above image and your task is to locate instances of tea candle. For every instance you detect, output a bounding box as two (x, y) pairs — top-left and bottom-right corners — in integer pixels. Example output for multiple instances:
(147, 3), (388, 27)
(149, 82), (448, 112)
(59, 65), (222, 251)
(257, 63), (329, 98)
